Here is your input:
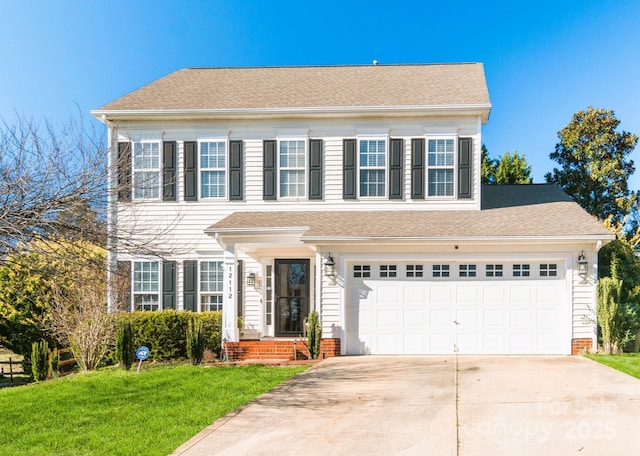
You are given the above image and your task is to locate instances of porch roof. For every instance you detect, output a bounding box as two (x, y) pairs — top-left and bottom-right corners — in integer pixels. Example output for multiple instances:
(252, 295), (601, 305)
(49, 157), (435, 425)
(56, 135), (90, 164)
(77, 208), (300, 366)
(207, 185), (612, 243)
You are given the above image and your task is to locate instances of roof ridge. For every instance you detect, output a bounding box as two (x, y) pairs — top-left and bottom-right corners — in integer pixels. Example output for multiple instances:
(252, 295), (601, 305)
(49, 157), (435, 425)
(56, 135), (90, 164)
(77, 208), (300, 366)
(185, 62), (482, 70)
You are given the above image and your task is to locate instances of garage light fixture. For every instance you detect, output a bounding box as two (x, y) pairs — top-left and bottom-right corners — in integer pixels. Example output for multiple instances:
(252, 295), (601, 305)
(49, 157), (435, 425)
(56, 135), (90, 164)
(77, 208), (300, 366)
(577, 251), (588, 283)
(324, 253), (336, 279)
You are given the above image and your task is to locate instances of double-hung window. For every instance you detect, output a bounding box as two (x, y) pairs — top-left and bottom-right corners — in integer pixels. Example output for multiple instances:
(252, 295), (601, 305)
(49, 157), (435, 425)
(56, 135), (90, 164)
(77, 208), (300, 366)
(133, 142), (160, 199)
(200, 141), (226, 198)
(427, 138), (455, 197)
(133, 261), (159, 310)
(279, 140), (306, 198)
(359, 139), (387, 197)
(200, 261), (223, 311)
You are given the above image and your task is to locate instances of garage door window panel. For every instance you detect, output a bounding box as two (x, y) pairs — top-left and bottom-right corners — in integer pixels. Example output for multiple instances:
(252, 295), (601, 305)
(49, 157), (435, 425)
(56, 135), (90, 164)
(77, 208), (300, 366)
(380, 265), (397, 278)
(486, 264), (503, 277)
(406, 265), (423, 278)
(459, 264), (477, 278)
(432, 264), (450, 278)
(354, 265), (371, 278)
(540, 263), (558, 277)
(513, 264), (530, 277)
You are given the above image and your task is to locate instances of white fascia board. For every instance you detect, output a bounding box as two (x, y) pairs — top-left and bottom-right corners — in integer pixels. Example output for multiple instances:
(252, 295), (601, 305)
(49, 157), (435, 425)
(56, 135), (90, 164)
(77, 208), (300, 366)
(303, 234), (614, 245)
(90, 104), (492, 123)
(204, 226), (310, 237)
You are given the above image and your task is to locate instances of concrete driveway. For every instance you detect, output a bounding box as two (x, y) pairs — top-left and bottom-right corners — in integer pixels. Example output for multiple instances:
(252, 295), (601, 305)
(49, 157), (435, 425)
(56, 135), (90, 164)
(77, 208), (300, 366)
(171, 356), (640, 456)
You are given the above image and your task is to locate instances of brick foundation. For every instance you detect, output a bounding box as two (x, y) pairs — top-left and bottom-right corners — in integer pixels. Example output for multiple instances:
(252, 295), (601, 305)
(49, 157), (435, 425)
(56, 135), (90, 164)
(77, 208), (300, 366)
(572, 338), (593, 355)
(224, 338), (341, 361)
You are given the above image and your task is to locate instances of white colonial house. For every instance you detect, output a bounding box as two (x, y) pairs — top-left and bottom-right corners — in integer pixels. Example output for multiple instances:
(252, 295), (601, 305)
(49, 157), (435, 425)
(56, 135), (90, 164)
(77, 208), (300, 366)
(92, 63), (612, 359)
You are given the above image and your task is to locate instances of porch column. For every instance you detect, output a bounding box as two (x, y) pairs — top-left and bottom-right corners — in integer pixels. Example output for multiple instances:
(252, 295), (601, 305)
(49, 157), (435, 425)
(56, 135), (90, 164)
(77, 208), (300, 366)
(222, 248), (239, 342)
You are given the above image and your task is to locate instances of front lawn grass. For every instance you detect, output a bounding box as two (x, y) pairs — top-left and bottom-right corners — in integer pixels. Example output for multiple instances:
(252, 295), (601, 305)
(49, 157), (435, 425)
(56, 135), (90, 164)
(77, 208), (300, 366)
(584, 353), (640, 379)
(0, 363), (309, 456)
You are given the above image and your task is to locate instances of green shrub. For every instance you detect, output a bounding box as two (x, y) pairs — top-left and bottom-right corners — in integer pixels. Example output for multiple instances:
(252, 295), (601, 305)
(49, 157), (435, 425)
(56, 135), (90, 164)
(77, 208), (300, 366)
(200, 311), (222, 355)
(115, 311), (222, 362)
(306, 310), (322, 360)
(115, 319), (135, 370)
(186, 317), (206, 365)
(49, 347), (59, 378)
(31, 340), (49, 381)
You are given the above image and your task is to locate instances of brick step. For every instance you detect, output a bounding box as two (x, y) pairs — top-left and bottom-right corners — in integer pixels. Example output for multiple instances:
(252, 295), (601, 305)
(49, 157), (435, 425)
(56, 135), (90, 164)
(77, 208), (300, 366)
(224, 338), (340, 361)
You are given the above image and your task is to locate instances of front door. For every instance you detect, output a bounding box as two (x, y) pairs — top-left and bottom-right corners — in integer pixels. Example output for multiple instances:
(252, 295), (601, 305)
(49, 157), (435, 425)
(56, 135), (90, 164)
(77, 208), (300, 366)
(275, 259), (309, 337)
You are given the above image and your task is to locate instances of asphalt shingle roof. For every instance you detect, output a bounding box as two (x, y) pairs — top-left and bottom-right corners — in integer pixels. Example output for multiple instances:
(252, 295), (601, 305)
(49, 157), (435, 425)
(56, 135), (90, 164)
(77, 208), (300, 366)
(97, 63), (490, 112)
(208, 185), (611, 240)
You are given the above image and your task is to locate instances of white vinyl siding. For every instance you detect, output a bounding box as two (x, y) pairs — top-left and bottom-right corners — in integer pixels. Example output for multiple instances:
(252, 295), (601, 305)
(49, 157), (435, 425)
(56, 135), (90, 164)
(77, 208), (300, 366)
(133, 142), (160, 199)
(427, 138), (455, 197)
(359, 139), (387, 197)
(200, 141), (227, 199)
(279, 140), (306, 198)
(200, 261), (223, 311)
(133, 261), (159, 310)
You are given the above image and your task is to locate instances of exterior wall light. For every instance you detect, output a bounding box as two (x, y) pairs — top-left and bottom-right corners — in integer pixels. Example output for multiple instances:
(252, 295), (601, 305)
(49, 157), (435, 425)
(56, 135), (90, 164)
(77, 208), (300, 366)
(323, 253), (336, 279)
(246, 272), (257, 287)
(577, 251), (589, 283)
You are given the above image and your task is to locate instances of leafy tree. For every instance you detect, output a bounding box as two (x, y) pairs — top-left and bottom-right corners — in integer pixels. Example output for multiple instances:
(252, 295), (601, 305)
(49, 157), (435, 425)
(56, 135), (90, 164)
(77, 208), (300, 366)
(0, 247), (58, 358)
(481, 144), (496, 184)
(545, 107), (638, 225)
(481, 145), (532, 184)
(494, 152), (532, 184)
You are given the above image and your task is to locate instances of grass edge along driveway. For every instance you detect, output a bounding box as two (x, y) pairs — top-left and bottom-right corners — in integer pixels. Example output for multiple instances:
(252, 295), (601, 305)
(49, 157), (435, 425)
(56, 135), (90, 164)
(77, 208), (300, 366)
(0, 363), (309, 456)
(584, 353), (640, 379)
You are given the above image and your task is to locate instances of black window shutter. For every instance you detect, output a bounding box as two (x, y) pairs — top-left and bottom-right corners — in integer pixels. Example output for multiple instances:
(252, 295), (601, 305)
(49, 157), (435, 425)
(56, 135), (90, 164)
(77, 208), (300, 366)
(411, 138), (425, 199)
(263, 140), (277, 200)
(183, 260), (197, 312)
(229, 140), (244, 201)
(389, 138), (403, 199)
(163, 141), (177, 201)
(162, 261), (176, 310)
(309, 139), (323, 200)
(458, 138), (473, 199)
(116, 261), (131, 311)
(117, 142), (132, 202)
(184, 141), (198, 201)
(236, 260), (243, 318)
(343, 139), (357, 199)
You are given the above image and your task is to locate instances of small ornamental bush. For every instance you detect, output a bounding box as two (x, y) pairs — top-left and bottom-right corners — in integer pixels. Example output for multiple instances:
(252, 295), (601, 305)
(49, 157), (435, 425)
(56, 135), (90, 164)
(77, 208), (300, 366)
(306, 310), (322, 360)
(49, 347), (59, 378)
(115, 319), (135, 370)
(186, 317), (206, 365)
(31, 340), (49, 381)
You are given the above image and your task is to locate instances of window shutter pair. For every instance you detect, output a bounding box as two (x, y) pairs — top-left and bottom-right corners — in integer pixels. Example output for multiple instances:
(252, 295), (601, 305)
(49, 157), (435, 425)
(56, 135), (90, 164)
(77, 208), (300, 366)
(263, 139), (323, 200)
(184, 141), (244, 201)
(342, 139), (403, 199)
(183, 260), (197, 312)
(410, 137), (473, 199)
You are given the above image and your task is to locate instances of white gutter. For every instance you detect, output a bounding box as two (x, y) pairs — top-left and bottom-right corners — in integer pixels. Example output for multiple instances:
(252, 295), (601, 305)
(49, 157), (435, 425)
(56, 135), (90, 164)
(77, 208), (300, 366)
(91, 103), (492, 123)
(302, 234), (614, 244)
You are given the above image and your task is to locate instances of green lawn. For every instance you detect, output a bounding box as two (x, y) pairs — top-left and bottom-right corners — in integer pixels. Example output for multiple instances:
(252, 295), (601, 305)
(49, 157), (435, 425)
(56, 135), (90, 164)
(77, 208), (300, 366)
(0, 363), (309, 456)
(584, 353), (640, 379)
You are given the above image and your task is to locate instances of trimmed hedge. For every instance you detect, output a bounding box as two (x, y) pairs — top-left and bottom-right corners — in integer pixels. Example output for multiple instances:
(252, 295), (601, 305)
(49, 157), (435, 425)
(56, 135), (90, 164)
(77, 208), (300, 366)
(117, 311), (222, 362)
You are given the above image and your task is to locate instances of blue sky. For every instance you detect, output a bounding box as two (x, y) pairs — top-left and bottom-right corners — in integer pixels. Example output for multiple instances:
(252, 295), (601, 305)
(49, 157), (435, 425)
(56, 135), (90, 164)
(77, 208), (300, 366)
(1, 0), (639, 186)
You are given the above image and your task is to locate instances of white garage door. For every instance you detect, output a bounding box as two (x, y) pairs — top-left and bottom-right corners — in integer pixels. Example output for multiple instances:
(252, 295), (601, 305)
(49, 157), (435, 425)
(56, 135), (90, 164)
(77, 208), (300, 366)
(346, 262), (569, 355)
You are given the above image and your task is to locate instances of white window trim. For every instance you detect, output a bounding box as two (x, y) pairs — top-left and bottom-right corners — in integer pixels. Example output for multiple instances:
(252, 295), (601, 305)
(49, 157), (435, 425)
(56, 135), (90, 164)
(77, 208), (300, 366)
(198, 139), (229, 200)
(199, 259), (224, 312)
(132, 140), (162, 201)
(132, 260), (162, 311)
(425, 136), (457, 199)
(277, 137), (308, 200)
(357, 136), (388, 199)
